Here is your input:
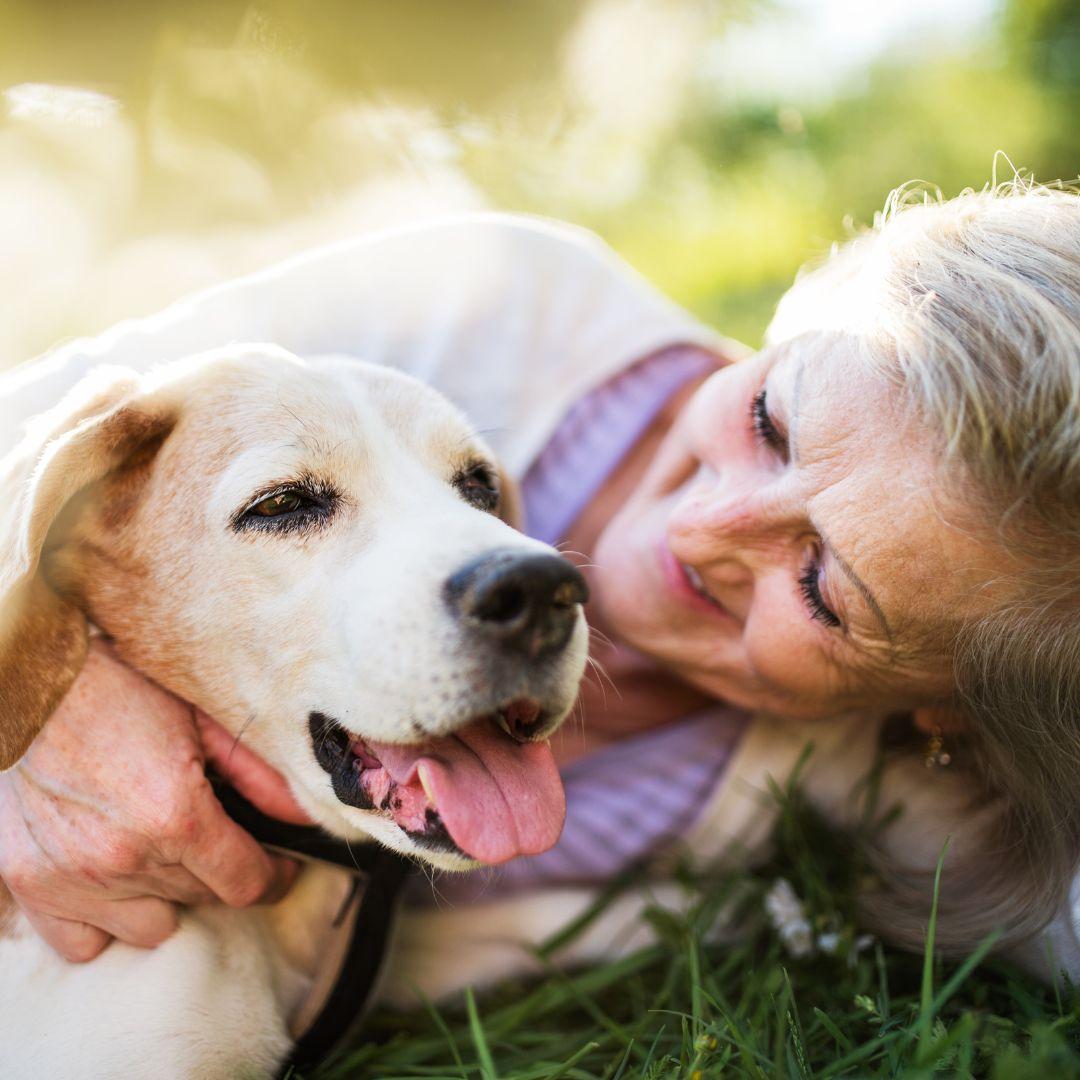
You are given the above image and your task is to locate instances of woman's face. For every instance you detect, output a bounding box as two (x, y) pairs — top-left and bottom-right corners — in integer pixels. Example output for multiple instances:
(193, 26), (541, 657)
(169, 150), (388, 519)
(591, 332), (1002, 720)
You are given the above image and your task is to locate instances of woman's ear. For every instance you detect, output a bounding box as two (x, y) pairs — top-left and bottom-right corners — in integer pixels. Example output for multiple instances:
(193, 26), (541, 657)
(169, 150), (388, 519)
(0, 366), (178, 769)
(912, 702), (969, 736)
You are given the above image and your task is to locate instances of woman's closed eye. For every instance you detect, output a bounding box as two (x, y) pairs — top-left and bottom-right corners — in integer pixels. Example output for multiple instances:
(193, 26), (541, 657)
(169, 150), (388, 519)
(750, 388), (839, 628)
(798, 552), (842, 629)
(750, 389), (787, 455)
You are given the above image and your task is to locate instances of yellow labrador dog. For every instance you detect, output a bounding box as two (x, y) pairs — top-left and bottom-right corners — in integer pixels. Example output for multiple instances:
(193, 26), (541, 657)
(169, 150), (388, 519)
(0, 345), (589, 1077)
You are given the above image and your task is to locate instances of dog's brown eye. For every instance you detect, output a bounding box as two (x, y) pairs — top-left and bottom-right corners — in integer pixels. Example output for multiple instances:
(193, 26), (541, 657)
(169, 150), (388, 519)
(251, 491), (305, 516)
(455, 464), (499, 513)
(232, 479), (338, 535)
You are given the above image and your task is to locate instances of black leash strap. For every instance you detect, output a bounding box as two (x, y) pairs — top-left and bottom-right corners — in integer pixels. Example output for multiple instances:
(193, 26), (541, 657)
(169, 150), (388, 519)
(211, 776), (388, 873)
(210, 777), (411, 1074)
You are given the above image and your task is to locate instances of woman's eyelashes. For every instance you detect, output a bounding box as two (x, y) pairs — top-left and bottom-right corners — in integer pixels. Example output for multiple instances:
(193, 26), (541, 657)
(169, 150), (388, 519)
(797, 555), (842, 628)
(748, 384), (838, 629)
(750, 389), (787, 455)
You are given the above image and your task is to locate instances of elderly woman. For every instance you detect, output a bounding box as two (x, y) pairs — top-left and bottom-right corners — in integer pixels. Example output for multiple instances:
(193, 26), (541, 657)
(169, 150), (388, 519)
(0, 183), (1077, 1004)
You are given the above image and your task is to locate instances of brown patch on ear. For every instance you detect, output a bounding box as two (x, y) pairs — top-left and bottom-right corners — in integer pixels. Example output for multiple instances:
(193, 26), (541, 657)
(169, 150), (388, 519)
(496, 465), (524, 532)
(98, 429), (171, 533)
(0, 880), (16, 939)
(0, 375), (177, 769)
(0, 578), (88, 769)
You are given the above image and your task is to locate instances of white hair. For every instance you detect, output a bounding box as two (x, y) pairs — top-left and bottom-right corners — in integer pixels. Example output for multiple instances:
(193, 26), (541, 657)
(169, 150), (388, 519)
(767, 179), (1080, 953)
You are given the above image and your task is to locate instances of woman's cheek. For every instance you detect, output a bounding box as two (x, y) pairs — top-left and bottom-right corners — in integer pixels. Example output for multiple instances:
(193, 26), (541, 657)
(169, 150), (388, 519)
(741, 602), (829, 711)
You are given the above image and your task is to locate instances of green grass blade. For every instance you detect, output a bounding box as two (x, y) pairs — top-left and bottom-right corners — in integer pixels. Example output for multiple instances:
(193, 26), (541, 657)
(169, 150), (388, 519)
(688, 936), (704, 1038)
(465, 988), (499, 1080)
(929, 928), (1002, 1016)
(606, 1041), (635, 1080)
(782, 969), (813, 1080)
(812, 1006), (853, 1054)
(917, 837), (952, 1062)
(418, 992), (469, 1079)
(542, 1041), (600, 1080)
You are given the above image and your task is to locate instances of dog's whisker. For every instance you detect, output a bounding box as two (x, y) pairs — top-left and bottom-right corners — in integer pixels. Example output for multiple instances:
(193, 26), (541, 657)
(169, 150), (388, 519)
(581, 669), (608, 710)
(424, 869), (451, 910)
(274, 399), (320, 443)
(585, 653), (617, 690)
(341, 835), (365, 876)
(551, 545), (602, 568)
(578, 677), (605, 716)
(458, 424), (507, 446)
(587, 639), (616, 665)
(587, 625), (617, 652)
(553, 545), (598, 567)
(572, 697), (587, 737)
(584, 654), (620, 704)
(229, 714), (258, 759)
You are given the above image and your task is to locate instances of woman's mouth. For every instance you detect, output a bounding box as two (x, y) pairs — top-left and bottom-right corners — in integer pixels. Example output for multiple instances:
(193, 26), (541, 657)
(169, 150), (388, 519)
(658, 542), (734, 621)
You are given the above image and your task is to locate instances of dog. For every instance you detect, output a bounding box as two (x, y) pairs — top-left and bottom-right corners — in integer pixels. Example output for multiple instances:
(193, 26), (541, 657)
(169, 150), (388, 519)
(0, 344), (589, 1077)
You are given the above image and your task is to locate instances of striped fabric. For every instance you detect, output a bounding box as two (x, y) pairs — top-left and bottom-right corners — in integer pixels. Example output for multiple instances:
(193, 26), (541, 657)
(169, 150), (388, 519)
(418, 345), (748, 904)
(520, 345), (718, 545)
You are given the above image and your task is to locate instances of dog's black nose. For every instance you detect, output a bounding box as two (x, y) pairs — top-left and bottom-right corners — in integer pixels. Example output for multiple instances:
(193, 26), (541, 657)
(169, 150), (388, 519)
(445, 549), (589, 658)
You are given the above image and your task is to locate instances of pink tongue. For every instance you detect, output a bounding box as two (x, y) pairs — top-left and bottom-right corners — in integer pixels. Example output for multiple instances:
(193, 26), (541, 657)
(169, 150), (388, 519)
(369, 720), (566, 864)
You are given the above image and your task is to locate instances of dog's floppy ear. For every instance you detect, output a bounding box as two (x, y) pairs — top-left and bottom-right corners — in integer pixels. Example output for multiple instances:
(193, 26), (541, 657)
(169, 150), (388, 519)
(0, 366), (179, 768)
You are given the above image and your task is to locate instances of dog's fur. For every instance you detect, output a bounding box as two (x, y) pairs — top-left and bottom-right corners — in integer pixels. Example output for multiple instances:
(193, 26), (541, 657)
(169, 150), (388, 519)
(0, 345), (588, 1076)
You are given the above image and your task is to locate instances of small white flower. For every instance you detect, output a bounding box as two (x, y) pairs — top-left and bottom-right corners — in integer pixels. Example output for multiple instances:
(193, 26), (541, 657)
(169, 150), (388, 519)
(764, 877), (803, 924)
(764, 878), (815, 958)
(817, 931), (841, 955)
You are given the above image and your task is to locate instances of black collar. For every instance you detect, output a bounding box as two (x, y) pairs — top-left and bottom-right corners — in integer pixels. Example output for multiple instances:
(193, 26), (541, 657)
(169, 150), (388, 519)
(211, 778), (411, 1073)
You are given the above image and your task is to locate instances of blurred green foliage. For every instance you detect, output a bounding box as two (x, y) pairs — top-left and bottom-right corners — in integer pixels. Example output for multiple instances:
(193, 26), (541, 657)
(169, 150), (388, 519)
(1, 0), (1077, 348)
(613, 0), (1080, 345)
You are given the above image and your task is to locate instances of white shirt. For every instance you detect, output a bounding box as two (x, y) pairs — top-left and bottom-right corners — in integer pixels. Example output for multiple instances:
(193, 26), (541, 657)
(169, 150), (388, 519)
(1, 213), (721, 475)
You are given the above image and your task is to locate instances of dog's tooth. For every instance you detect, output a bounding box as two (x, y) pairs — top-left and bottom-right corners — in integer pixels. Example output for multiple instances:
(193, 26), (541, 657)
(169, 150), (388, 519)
(419, 768), (436, 805)
(495, 712), (514, 739)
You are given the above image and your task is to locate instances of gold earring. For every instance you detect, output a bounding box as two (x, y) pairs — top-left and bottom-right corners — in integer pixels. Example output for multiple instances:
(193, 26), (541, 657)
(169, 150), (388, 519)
(924, 725), (952, 769)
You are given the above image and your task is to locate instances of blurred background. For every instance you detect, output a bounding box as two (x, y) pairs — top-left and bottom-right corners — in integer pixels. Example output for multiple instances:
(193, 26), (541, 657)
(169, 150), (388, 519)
(0, 0), (1077, 369)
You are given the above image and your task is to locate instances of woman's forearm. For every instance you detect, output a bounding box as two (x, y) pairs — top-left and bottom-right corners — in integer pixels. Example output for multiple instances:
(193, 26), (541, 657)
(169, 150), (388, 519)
(0, 231), (397, 458)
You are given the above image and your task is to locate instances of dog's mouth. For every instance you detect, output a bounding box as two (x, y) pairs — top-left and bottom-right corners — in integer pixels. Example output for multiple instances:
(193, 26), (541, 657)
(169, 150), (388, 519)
(308, 703), (565, 864)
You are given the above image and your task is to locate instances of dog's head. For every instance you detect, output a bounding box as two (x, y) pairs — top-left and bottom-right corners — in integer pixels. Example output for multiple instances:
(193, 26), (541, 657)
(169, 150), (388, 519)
(1, 346), (588, 869)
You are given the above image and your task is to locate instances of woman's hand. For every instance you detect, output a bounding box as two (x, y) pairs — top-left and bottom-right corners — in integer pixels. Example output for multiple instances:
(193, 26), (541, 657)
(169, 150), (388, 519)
(0, 639), (309, 962)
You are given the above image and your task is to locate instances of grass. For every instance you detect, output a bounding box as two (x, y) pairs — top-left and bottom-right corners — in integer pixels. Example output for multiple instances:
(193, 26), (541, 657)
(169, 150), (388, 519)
(306, 790), (1080, 1080)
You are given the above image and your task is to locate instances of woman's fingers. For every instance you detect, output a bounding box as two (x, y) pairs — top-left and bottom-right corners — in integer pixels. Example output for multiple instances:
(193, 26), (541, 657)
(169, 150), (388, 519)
(24, 911), (112, 964)
(196, 711), (314, 825)
(26, 897), (178, 958)
(86, 896), (180, 949)
(123, 866), (219, 907)
(182, 789), (300, 908)
(1, 651), (306, 962)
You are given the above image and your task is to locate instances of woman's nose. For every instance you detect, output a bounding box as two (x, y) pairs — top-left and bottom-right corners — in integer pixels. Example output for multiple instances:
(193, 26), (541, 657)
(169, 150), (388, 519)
(668, 465), (802, 555)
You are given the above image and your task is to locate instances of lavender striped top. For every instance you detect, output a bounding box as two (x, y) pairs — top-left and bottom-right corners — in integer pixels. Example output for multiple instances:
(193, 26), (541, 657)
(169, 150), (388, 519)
(420, 346), (748, 904)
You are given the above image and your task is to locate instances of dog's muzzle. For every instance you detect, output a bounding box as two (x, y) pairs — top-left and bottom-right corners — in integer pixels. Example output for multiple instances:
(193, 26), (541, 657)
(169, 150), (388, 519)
(309, 549), (587, 865)
(443, 548), (588, 659)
